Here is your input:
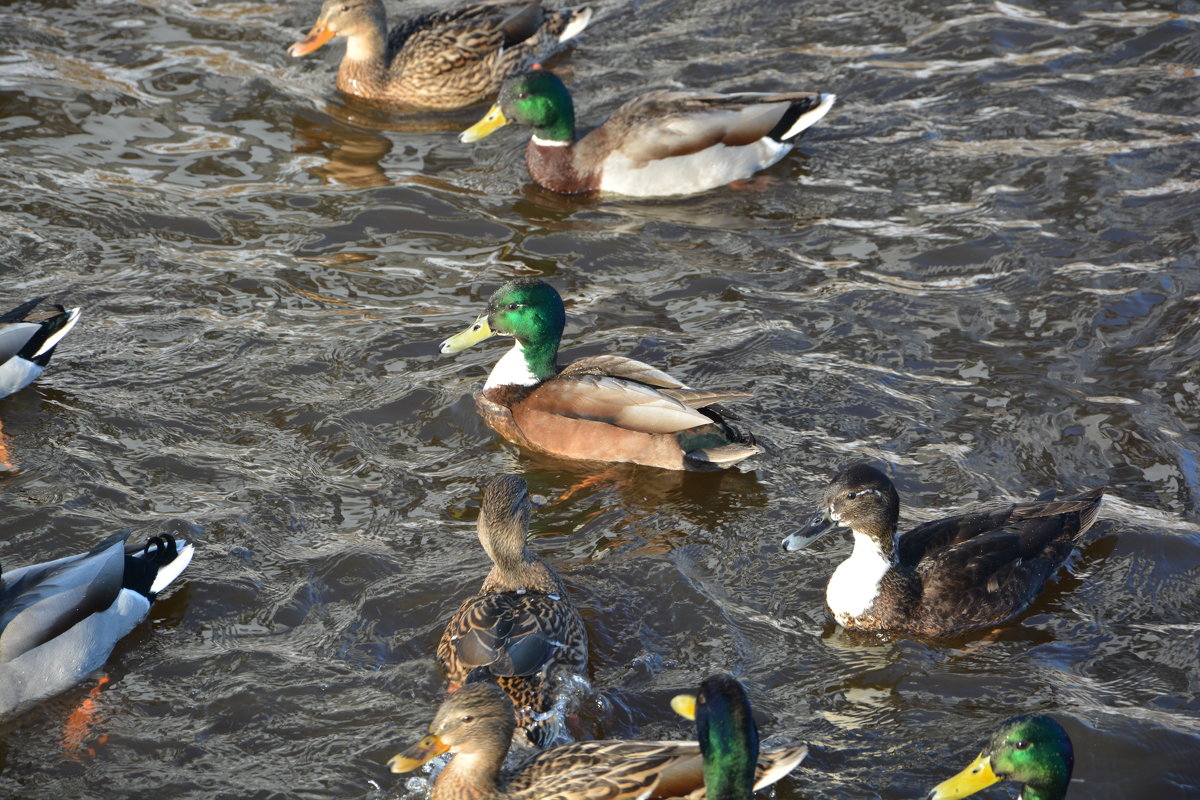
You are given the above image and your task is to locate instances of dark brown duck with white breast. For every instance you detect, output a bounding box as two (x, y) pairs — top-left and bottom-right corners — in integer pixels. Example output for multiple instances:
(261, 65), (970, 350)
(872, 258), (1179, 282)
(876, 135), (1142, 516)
(437, 474), (587, 746)
(780, 464), (1105, 637)
(288, 0), (592, 110)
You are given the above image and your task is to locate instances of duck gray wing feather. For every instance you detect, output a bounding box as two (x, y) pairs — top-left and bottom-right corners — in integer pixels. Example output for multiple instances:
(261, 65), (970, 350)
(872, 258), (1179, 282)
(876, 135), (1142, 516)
(560, 355), (687, 389)
(0, 533), (128, 662)
(0, 323), (41, 363)
(591, 90), (820, 166)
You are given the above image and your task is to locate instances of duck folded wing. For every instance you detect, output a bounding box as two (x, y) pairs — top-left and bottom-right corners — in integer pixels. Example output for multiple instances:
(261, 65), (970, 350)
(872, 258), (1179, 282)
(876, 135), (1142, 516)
(916, 523), (1079, 627)
(453, 593), (560, 677)
(1010, 490), (1104, 530)
(509, 740), (702, 799)
(0, 534), (127, 662)
(392, 1), (541, 74)
(560, 354), (688, 389)
(607, 91), (822, 165)
(899, 488), (1104, 567)
(527, 374), (715, 433)
(0, 323), (41, 362)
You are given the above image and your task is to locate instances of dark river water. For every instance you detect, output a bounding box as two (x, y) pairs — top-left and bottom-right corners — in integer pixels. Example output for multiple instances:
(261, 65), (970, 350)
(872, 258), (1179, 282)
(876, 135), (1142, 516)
(1, 0), (1198, 797)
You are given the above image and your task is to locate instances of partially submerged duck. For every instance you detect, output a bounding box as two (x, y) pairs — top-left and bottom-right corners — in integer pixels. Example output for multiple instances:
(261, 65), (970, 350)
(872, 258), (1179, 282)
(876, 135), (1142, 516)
(460, 66), (835, 197)
(387, 680), (805, 799)
(780, 464), (1104, 636)
(289, 0), (592, 110)
(671, 674), (808, 800)
(437, 474), (587, 746)
(440, 278), (761, 471)
(929, 714), (1074, 800)
(0, 298), (80, 399)
(0, 532), (194, 717)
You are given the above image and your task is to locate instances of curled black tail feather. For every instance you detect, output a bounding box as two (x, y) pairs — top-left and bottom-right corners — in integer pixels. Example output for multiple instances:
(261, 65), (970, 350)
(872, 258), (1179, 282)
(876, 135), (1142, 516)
(122, 534), (180, 597)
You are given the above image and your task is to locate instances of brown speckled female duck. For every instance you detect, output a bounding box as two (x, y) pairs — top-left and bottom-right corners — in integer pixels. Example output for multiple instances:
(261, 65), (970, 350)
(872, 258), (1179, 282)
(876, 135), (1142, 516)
(288, 0), (591, 110)
(437, 474), (587, 746)
(781, 464), (1105, 637)
(387, 681), (807, 799)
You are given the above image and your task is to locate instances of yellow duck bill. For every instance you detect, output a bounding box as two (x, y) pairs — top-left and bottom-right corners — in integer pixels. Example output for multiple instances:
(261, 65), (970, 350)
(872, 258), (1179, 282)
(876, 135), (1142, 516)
(440, 315), (495, 354)
(670, 694), (698, 721)
(460, 104), (510, 143)
(387, 734), (451, 774)
(928, 752), (1001, 799)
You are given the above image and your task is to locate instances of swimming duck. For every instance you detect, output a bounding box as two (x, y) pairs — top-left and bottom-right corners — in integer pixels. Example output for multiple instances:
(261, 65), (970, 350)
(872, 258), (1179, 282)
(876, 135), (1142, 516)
(0, 532), (194, 717)
(928, 714), (1074, 800)
(671, 674), (808, 800)
(779, 464), (1104, 637)
(439, 278), (761, 471)
(289, 0), (592, 110)
(459, 66), (835, 197)
(438, 474), (587, 746)
(0, 298), (80, 399)
(388, 680), (806, 798)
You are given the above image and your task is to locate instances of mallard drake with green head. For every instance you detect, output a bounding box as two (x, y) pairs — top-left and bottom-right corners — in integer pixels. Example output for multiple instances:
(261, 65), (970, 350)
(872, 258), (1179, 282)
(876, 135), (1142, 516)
(388, 680), (805, 799)
(460, 66), (835, 196)
(0, 298), (80, 399)
(929, 715), (1074, 800)
(0, 532), (193, 717)
(440, 278), (761, 471)
(289, 0), (592, 110)
(671, 674), (807, 800)
(780, 464), (1104, 637)
(437, 474), (587, 746)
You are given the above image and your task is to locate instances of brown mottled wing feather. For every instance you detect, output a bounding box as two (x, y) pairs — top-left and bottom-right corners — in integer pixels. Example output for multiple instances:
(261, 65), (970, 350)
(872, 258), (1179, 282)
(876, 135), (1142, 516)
(441, 591), (583, 676)
(452, 593), (551, 676)
(585, 90), (822, 167)
(526, 374), (714, 434)
(388, 1), (551, 73)
(502, 740), (702, 800)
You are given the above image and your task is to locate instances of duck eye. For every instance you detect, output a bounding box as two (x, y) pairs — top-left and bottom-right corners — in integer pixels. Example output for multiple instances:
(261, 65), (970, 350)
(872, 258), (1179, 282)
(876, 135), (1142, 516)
(845, 491), (858, 499)
(516, 92), (529, 100)
(1013, 739), (1030, 750)
(341, 4), (349, 10)
(460, 714), (475, 723)
(506, 302), (520, 311)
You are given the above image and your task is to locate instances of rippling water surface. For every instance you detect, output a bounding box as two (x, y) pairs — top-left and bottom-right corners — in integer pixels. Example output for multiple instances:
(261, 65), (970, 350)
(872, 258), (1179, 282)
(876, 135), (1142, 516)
(1, 0), (1198, 797)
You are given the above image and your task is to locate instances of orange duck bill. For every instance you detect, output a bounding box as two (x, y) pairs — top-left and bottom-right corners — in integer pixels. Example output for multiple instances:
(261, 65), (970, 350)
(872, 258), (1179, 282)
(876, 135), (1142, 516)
(387, 734), (450, 773)
(288, 25), (335, 57)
